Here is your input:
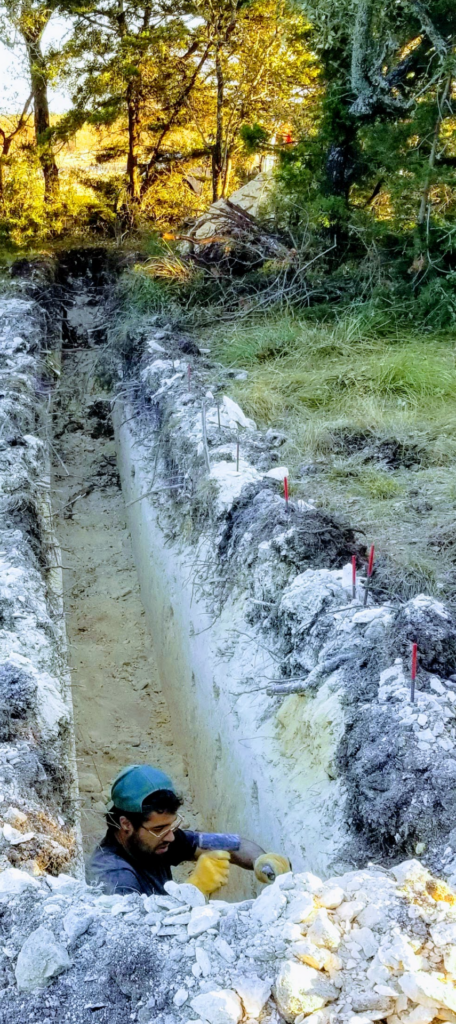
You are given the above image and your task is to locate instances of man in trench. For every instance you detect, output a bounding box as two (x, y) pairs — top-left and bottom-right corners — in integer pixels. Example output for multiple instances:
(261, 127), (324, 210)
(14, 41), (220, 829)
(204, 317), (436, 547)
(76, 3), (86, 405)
(88, 764), (290, 897)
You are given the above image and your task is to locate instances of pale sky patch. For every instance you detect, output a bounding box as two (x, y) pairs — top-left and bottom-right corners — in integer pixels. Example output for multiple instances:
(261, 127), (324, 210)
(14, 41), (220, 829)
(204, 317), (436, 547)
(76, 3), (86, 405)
(0, 16), (72, 114)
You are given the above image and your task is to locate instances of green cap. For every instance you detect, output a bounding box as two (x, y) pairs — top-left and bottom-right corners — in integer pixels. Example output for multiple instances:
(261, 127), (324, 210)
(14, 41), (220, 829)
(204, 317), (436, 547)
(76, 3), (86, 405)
(109, 764), (176, 813)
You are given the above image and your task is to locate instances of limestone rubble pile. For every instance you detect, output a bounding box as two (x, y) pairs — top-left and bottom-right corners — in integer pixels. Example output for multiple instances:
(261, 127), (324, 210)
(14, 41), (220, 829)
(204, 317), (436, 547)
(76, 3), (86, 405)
(5, 859), (456, 1024)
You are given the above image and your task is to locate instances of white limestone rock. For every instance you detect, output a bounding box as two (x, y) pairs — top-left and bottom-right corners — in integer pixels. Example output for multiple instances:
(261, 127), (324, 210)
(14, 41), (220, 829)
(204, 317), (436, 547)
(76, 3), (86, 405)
(250, 883), (287, 927)
(291, 940), (331, 970)
(63, 908), (95, 944)
(0, 867), (39, 894)
(295, 873), (324, 892)
(191, 988), (243, 1024)
(3, 807), (27, 827)
(307, 909), (341, 950)
(336, 900), (366, 922)
(378, 930), (422, 971)
(233, 975), (271, 1017)
(264, 466), (289, 481)
(391, 860), (429, 887)
(285, 893), (315, 923)
(218, 395), (256, 432)
(1, 823), (35, 845)
(402, 1007), (436, 1024)
(188, 905), (221, 937)
(214, 937), (236, 963)
(356, 905), (384, 930)
(444, 947), (456, 974)
(399, 971), (456, 1012)
(317, 885), (344, 910)
(350, 988), (393, 1014)
(353, 927), (378, 959)
(173, 988), (189, 1007)
(164, 880), (206, 907)
(45, 873), (79, 893)
(274, 961), (338, 1022)
(15, 926), (71, 991)
(430, 920), (456, 947)
(196, 947), (212, 977)
(282, 922), (306, 943)
(296, 1010), (330, 1024)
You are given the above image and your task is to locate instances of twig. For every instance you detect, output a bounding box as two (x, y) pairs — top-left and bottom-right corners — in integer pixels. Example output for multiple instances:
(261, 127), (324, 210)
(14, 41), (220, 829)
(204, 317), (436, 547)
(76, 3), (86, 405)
(201, 400), (211, 472)
(267, 652), (359, 696)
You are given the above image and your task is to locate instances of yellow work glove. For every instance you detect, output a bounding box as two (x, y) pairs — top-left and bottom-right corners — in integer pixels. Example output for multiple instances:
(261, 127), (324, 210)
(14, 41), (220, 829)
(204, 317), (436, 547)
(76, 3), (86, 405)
(254, 852), (291, 884)
(188, 850), (231, 896)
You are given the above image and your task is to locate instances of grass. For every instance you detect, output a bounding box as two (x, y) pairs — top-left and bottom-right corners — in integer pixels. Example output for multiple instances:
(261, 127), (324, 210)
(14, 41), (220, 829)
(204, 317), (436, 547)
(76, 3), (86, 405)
(206, 306), (456, 604)
(209, 312), (456, 421)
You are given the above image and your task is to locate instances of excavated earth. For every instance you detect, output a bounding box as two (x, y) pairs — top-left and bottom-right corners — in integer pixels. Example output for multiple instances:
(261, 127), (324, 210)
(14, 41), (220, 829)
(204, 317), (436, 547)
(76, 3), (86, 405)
(1, 251), (456, 1024)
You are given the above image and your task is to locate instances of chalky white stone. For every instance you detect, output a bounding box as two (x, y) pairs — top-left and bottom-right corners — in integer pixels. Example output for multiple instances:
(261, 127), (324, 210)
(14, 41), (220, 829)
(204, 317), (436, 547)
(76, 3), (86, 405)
(285, 892), (315, 923)
(399, 970), (456, 1011)
(188, 905), (221, 937)
(233, 974), (271, 1017)
(0, 867), (39, 894)
(356, 905), (384, 930)
(250, 883), (287, 927)
(402, 1006), (436, 1024)
(214, 937), (236, 963)
(291, 940), (331, 970)
(274, 960), (338, 1022)
(444, 947), (456, 974)
(336, 900), (366, 923)
(264, 466), (289, 481)
(317, 885), (344, 910)
(164, 880), (207, 908)
(173, 988), (189, 1007)
(1, 823), (35, 845)
(391, 860), (427, 886)
(296, 1011), (330, 1024)
(353, 927), (378, 959)
(196, 947), (212, 976)
(430, 920), (456, 946)
(15, 926), (70, 991)
(307, 909), (341, 950)
(190, 988), (243, 1024)
(63, 908), (94, 944)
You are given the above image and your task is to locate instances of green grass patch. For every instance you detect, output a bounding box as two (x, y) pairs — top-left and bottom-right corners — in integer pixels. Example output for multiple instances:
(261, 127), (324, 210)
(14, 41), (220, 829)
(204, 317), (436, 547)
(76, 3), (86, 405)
(209, 312), (456, 425)
(208, 306), (456, 605)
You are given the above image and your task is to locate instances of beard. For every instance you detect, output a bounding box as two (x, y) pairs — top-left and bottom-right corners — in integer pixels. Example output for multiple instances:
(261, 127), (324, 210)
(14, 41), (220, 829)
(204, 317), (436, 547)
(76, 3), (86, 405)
(125, 831), (169, 860)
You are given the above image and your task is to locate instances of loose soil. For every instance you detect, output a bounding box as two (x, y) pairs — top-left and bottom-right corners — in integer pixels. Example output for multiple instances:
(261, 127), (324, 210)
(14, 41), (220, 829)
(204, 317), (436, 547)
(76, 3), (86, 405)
(51, 349), (200, 859)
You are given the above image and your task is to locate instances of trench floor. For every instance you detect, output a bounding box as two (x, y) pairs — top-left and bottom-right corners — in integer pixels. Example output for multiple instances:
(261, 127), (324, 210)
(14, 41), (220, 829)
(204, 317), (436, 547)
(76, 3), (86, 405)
(52, 350), (200, 857)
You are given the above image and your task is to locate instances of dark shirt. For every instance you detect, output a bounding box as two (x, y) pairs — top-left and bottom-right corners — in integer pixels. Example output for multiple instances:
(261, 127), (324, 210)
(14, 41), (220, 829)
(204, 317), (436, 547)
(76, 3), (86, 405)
(87, 828), (199, 896)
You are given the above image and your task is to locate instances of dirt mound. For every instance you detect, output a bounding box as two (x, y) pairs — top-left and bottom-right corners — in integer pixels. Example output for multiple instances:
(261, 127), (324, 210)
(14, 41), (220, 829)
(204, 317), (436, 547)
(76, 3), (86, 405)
(331, 427), (426, 468)
(218, 481), (361, 570)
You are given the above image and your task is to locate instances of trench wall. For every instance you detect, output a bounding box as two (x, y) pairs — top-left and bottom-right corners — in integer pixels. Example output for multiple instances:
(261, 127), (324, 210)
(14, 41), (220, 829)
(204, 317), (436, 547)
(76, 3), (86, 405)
(114, 342), (456, 887)
(115, 407), (350, 884)
(0, 293), (82, 879)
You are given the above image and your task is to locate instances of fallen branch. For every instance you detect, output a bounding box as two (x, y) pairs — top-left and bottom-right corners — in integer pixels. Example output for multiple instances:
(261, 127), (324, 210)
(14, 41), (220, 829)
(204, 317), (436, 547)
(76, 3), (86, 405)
(267, 652), (359, 696)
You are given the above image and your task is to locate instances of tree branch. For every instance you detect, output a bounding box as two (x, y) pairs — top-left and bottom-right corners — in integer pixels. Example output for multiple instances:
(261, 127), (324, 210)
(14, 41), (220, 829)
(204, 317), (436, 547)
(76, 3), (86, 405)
(409, 1), (450, 55)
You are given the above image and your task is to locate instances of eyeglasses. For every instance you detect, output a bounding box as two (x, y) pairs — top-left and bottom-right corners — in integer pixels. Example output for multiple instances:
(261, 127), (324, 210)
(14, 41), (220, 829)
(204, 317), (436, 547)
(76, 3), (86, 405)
(140, 814), (184, 839)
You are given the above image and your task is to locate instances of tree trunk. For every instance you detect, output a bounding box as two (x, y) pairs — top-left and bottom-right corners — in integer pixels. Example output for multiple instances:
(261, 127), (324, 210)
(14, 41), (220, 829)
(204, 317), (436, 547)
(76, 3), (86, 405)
(417, 75), (452, 234)
(126, 77), (141, 207)
(212, 46), (224, 202)
(221, 155), (232, 198)
(24, 33), (59, 200)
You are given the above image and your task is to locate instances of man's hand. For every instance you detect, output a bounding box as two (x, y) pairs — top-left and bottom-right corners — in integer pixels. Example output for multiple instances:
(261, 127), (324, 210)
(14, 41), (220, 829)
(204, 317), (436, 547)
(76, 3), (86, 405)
(188, 850), (231, 896)
(254, 852), (291, 884)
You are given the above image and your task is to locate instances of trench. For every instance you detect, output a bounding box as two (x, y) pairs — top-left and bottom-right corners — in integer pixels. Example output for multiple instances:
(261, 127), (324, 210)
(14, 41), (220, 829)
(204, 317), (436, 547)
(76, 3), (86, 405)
(50, 253), (201, 862)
